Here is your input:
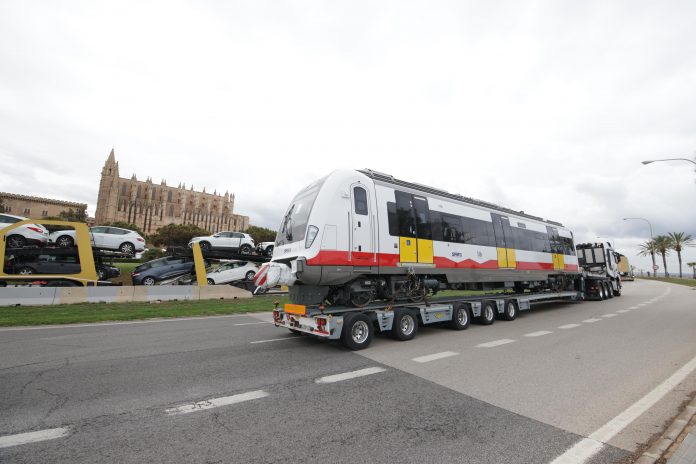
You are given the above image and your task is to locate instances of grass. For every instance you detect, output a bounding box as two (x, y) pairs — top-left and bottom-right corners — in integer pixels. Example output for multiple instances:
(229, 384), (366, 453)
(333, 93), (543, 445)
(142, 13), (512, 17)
(636, 277), (696, 288)
(0, 295), (289, 327)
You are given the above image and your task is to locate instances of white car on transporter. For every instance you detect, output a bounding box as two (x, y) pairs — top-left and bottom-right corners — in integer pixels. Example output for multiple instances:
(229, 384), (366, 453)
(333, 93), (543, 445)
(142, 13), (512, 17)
(205, 261), (260, 285)
(49, 226), (146, 255)
(0, 213), (49, 248)
(188, 231), (255, 254)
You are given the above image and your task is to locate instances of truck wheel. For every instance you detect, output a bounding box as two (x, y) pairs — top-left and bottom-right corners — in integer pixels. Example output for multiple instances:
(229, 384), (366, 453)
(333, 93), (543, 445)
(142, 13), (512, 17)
(597, 284), (606, 300)
(606, 282), (614, 299)
(448, 303), (470, 330)
(500, 300), (518, 321)
(391, 309), (418, 341)
(477, 301), (496, 325)
(613, 282), (622, 297)
(341, 313), (373, 350)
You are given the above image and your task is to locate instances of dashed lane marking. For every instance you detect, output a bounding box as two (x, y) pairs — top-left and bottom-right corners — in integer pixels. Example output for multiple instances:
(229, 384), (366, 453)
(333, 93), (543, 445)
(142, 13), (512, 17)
(477, 339), (516, 348)
(558, 324), (581, 329)
(524, 331), (552, 337)
(550, 353), (696, 464)
(315, 367), (387, 384)
(616, 310), (630, 313)
(602, 314), (617, 318)
(629, 306), (639, 310)
(233, 322), (270, 326)
(583, 318), (601, 323)
(412, 351), (459, 363)
(0, 427), (71, 449)
(165, 390), (269, 415)
(250, 338), (295, 344)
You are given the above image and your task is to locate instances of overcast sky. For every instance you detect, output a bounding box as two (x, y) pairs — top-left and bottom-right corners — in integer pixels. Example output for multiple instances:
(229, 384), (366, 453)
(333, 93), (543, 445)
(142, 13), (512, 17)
(1, 1), (695, 275)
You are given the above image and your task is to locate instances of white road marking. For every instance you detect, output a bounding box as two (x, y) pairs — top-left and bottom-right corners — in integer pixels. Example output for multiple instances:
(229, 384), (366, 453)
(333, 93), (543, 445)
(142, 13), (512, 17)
(616, 310), (630, 313)
(629, 306), (639, 310)
(250, 338), (295, 344)
(637, 303), (647, 307)
(0, 427), (71, 449)
(233, 322), (270, 326)
(315, 367), (387, 384)
(412, 351), (459, 363)
(477, 339), (516, 348)
(550, 353), (696, 464)
(0, 313), (255, 331)
(165, 390), (269, 415)
(524, 331), (552, 337)
(558, 324), (581, 329)
(582, 318), (601, 323)
(602, 314), (617, 318)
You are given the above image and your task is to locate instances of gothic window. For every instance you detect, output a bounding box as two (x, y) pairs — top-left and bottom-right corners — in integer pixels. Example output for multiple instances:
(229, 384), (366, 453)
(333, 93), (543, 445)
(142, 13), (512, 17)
(167, 191), (173, 202)
(168, 205), (174, 217)
(151, 188), (157, 200)
(137, 185), (142, 198)
(121, 184), (127, 196)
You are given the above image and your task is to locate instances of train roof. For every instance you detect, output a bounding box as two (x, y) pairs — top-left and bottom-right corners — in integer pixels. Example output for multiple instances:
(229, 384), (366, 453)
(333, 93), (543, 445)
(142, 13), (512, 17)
(358, 169), (565, 227)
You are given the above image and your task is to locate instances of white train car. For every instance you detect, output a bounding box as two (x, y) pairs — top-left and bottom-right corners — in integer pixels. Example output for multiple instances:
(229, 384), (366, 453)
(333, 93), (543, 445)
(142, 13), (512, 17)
(257, 169), (580, 306)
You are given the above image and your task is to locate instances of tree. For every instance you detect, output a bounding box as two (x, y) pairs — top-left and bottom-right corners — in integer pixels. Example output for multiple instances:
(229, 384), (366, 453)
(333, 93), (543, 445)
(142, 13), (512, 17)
(149, 223), (210, 247)
(245, 225), (277, 244)
(687, 262), (696, 279)
(102, 221), (145, 239)
(57, 208), (87, 222)
(637, 240), (657, 275)
(668, 232), (694, 278)
(653, 235), (674, 277)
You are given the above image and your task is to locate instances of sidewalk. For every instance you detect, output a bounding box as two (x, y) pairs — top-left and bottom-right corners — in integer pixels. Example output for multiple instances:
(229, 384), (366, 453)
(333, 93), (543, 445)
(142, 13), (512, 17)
(635, 394), (696, 463)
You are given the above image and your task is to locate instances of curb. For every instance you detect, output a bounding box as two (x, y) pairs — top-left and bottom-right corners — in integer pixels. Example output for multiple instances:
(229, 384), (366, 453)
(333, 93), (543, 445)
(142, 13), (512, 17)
(635, 394), (696, 463)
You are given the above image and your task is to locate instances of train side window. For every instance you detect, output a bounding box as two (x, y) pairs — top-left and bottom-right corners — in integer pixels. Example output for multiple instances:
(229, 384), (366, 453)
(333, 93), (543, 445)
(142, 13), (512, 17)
(353, 187), (368, 216)
(440, 213), (461, 243)
(412, 196), (432, 240)
(387, 202), (399, 236)
(395, 191), (416, 238)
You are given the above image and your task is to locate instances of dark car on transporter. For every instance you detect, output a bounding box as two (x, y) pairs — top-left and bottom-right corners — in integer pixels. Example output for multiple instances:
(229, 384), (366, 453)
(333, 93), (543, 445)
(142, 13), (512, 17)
(131, 256), (210, 286)
(4, 254), (120, 281)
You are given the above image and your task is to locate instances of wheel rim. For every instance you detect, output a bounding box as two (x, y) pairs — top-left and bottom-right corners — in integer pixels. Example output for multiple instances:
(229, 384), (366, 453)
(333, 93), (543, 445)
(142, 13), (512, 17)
(246, 272), (255, 281)
(485, 305), (494, 321)
(400, 314), (415, 336)
(18, 268), (33, 275)
(507, 303), (515, 317)
(8, 236), (23, 248)
(121, 243), (134, 254)
(98, 270), (106, 280)
(58, 236), (72, 247)
(351, 320), (369, 344)
(207, 279), (214, 285)
(143, 278), (155, 286)
(457, 307), (468, 325)
(241, 245), (250, 254)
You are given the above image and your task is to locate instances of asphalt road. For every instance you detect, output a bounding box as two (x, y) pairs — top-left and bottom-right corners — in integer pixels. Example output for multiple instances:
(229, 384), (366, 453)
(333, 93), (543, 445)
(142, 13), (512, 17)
(1, 279), (694, 463)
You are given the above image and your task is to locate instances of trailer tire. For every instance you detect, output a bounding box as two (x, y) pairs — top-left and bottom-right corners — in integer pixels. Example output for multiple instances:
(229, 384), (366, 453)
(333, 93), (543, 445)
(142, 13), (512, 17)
(477, 301), (496, 325)
(391, 309), (418, 341)
(448, 303), (470, 330)
(501, 300), (518, 321)
(341, 313), (373, 350)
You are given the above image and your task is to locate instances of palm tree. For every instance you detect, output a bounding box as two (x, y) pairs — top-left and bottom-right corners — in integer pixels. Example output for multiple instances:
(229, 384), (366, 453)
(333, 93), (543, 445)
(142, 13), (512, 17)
(653, 235), (674, 277)
(637, 240), (657, 275)
(668, 232), (694, 278)
(688, 262), (696, 279)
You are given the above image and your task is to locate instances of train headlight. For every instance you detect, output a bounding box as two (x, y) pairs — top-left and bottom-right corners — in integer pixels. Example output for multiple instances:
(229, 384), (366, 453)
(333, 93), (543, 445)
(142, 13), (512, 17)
(305, 225), (319, 248)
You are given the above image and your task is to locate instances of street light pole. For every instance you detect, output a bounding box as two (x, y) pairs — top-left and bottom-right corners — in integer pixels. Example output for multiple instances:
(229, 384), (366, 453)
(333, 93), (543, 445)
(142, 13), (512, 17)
(623, 217), (656, 274)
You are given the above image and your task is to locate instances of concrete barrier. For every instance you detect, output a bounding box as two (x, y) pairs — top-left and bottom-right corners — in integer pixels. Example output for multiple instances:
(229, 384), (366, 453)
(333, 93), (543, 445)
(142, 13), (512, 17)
(0, 287), (57, 306)
(199, 285), (252, 300)
(0, 284), (253, 306)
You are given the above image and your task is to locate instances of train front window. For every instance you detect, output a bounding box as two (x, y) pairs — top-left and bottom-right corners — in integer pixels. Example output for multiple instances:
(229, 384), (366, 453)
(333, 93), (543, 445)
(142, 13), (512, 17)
(276, 177), (326, 246)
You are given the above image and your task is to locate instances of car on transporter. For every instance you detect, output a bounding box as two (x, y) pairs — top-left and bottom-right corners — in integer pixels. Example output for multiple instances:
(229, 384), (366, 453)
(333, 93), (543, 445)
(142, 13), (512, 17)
(131, 256), (211, 286)
(49, 226), (146, 255)
(206, 261), (260, 285)
(188, 231), (255, 254)
(0, 213), (49, 248)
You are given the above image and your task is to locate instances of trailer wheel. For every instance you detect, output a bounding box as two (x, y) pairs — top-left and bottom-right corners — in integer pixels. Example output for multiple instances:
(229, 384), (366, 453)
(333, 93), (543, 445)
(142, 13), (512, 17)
(500, 300), (518, 321)
(477, 301), (496, 325)
(448, 303), (470, 330)
(391, 309), (418, 341)
(341, 313), (373, 350)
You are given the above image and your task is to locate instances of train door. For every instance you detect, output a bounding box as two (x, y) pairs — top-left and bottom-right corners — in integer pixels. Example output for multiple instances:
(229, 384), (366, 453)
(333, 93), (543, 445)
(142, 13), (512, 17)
(546, 226), (564, 270)
(394, 191), (433, 264)
(492, 214), (516, 268)
(350, 184), (375, 263)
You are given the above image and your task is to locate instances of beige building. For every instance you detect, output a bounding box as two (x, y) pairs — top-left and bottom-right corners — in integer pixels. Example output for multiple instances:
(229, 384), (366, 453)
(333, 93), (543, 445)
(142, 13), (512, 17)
(0, 192), (86, 220)
(95, 150), (249, 234)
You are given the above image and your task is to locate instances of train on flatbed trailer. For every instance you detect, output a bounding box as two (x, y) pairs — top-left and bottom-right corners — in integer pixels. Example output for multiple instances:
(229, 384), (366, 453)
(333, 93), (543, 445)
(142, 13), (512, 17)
(258, 169), (625, 349)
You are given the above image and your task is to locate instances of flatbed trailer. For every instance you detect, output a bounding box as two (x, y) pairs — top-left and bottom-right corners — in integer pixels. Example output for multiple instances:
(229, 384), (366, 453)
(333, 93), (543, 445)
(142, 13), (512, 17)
(272, 290), (583, 350)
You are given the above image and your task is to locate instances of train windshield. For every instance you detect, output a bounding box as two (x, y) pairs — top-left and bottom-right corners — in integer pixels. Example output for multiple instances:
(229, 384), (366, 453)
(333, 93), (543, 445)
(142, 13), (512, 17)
(276, 177), (326, 246)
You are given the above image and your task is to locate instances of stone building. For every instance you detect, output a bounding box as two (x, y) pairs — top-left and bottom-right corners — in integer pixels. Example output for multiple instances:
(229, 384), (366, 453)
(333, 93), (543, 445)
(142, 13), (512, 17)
(0, 192), (87, 220)
(95, 150), (249, 234)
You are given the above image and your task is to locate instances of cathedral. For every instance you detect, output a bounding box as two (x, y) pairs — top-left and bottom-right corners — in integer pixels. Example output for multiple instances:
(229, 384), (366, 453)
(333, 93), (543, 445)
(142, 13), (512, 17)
(95, 149), (249, 234)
